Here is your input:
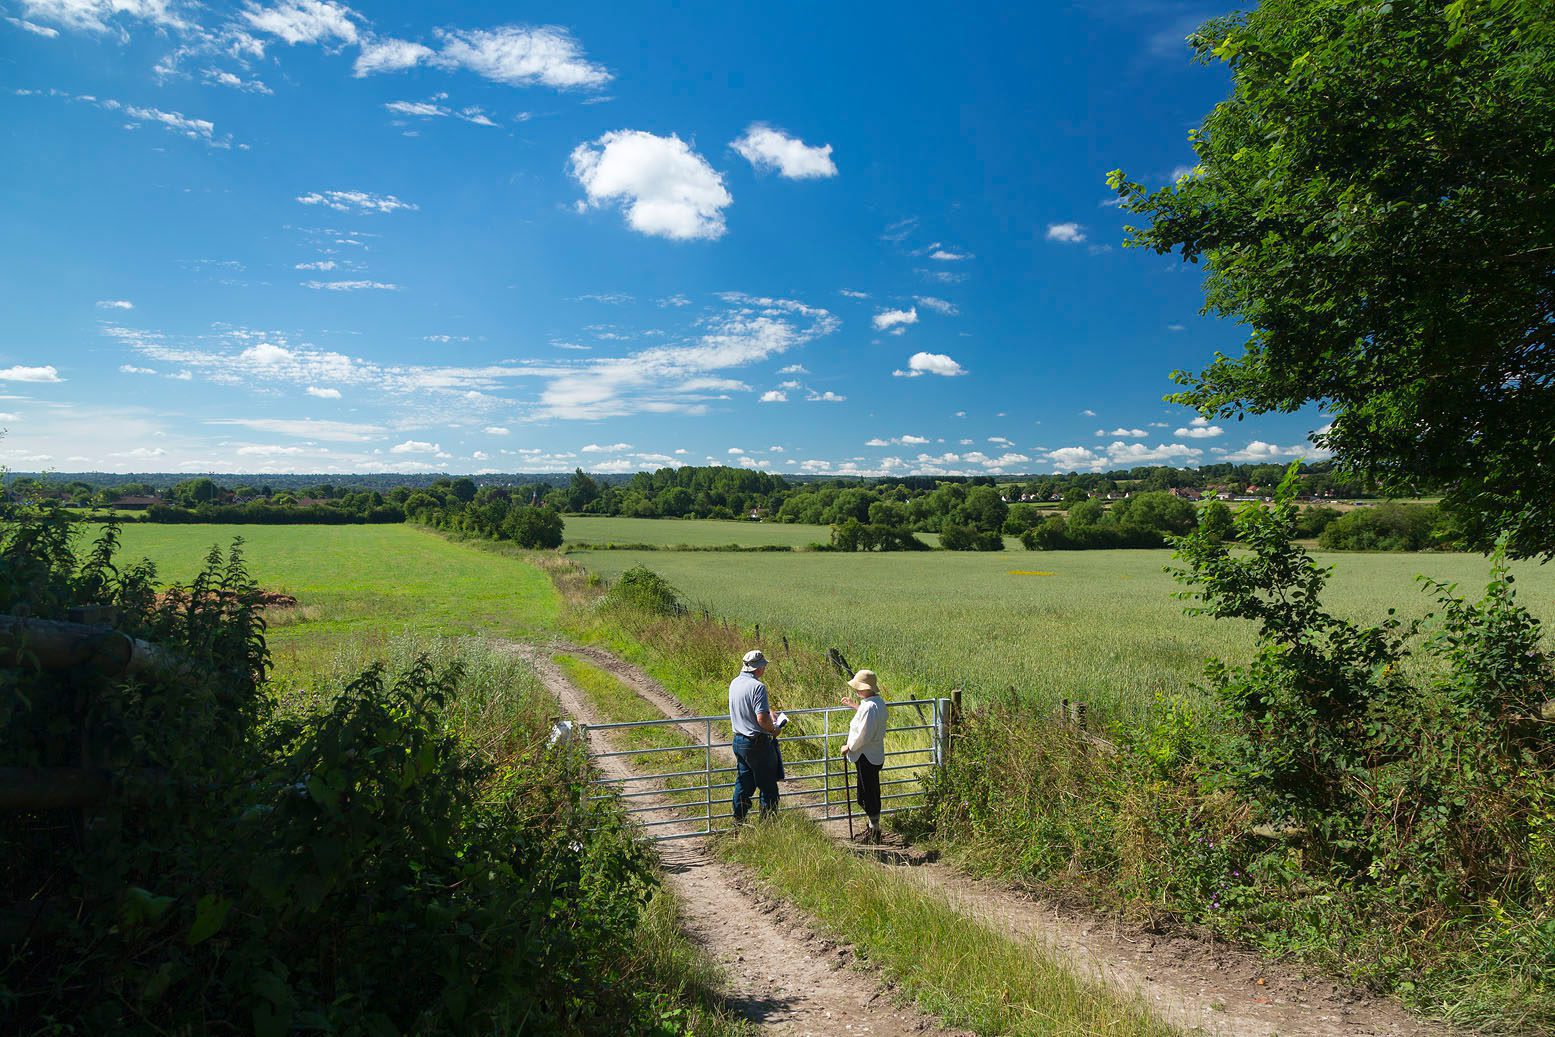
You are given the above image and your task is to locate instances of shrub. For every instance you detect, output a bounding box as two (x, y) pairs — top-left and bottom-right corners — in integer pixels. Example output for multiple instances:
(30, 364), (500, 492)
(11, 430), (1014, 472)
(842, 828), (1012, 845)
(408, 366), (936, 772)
(939, 523), (1003, 551)
(604, 566), (686, 616)
(830, 518), (929, 552)
(0, 509), (676, 1035)
(1318, 502), (1441, 551)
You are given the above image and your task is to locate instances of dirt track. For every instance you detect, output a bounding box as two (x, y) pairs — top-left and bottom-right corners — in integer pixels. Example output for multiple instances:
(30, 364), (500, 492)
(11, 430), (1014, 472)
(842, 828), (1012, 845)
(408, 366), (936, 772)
(514, 639), (1453, 1037)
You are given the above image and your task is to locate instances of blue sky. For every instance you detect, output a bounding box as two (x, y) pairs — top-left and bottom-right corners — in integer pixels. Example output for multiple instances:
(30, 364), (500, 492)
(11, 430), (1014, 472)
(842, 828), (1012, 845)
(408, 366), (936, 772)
(0, 0), (1330, 477)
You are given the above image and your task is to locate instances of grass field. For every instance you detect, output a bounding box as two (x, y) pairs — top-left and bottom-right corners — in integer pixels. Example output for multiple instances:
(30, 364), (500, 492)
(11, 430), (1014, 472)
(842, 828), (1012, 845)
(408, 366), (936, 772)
(113, 524), (559, 679)
(573, 548), (1555, 721)
(563, 515), (830, 548)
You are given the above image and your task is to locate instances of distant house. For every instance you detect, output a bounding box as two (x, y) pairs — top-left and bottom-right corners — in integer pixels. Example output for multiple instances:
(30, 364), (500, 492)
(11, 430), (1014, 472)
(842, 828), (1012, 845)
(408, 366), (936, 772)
(1168, 487), (1201, 500)
(110, 495), (162, 510)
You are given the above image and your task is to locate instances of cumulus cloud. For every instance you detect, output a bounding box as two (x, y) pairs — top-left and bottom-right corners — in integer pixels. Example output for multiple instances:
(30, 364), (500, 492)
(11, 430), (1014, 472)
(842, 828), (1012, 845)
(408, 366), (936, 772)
(759, 390), (787, 403)
(296, 189), (417, 214)
(1099, 427), (1147, 437)
(1046, 222), (1086, 243)
(1044, 440), (1205, 472)
(867, 434), (929, 447)
(0, 365), (62, 382)
(731, 124), (836, 179)
(389, 439), (440, 454)
(778, 364), (808, 374)
(242, 0), (358, 45)
(581, 442), (631, 453)
(872, 307), (918, 333)
(807, 390), (845, 402)
(1174, 416), (1224, 438)
(892, 352), (966, 378)
(1220, 440), (1332, 463)
(570, 130), (732, 241)
(305, 386), (341, 398)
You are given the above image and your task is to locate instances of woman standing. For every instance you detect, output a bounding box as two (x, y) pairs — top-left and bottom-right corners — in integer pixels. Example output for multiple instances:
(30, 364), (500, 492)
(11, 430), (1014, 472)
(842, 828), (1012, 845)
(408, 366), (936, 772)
(840, 669), (887, 844)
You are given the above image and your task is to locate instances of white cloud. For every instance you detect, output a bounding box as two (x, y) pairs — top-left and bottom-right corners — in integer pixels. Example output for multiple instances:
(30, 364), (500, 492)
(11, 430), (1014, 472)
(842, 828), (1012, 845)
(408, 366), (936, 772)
(1100, 427), (1147, 437)
(872, 307), (918, 332)
(839, 288), (869, 299)
(302, 280), (400, 291)
(731, 124), (836, 179)
(1044, 440), (1205, 472)
(988, 436), (1014, 446)
(867, 434), (929, 447)
(119, 364), (157, 375)
(297, 189), (416, 214)
(570, 130), (731, 241)
(206, 417), (385, 442)
(384, 98), (496, 126)
(929, 249), (970, 261)
(913, 295), (958, 315)
(658, 293), (691, 308)
(892, 352), (966, 378)
(240, 343), (294, 365)
(352, 37), (434, 76)
(778, 364), (808, 374)
(1174, 416), (1224, 439)
(581, 442), (632, 453)
(0, 412), (19, 421)
(202, 68), (272, 94)
(236, 444), (308, 456)
(727, 447), (745, 455)
(483, 426), (510, 435)
(1046, 222), (1086, 243)
(305, 386), (341, 398)
(0, 365), (62, 382)
(389, 439), (440, 454)
(759, 390), (787, 403)
(471, 450), (489, 460)
(807, 390), (845, 402)
(96, 299), (134, 309)
(429, 25), (611, 88)
(243, 0), (358, 45)
(7, 16), (60, 36)
(1081, 408), (1097, 416)
(17, 0), (184, 34)
(1220, 440), (1332, 463)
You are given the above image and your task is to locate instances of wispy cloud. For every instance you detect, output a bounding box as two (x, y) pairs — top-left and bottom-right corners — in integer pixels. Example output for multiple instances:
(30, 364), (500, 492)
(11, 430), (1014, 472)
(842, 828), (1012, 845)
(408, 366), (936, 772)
(297, 190), (417, 214)
(302, 280), (400, 291)
(872, 307), (918, 333)
(96, 299), (134, 310)
(913, 295), (957, 315)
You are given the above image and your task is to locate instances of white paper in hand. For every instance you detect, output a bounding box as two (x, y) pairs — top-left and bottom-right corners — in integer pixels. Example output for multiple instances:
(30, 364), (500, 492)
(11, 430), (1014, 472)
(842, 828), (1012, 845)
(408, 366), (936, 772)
(773, 711), (790, 732)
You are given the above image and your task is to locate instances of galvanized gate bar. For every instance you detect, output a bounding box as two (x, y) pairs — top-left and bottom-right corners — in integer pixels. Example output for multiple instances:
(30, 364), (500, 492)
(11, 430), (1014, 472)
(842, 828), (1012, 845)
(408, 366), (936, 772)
(580, 697), (951, 842)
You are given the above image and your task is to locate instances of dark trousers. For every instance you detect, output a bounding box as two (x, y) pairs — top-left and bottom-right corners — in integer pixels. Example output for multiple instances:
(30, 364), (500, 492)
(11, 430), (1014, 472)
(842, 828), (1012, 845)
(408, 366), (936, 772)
(854, 757), (882, 820)
(732, 733), (780, 821)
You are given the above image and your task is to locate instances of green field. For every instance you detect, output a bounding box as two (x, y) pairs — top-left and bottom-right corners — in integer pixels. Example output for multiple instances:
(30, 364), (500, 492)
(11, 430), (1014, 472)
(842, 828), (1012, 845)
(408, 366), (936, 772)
(113, 524), (558, 677)
(563, 514), (830, 548)
(574, 548), (1555, 721)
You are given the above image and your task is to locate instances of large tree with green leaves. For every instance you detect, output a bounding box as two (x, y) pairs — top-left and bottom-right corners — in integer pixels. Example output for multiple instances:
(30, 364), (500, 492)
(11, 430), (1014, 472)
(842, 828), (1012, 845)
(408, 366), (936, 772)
(1110, 0), (1555, 556)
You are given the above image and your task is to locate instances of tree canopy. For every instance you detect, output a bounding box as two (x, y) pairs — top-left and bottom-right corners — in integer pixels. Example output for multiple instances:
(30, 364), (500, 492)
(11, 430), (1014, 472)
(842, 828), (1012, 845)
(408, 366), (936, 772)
(1110, 0), (1555, 556)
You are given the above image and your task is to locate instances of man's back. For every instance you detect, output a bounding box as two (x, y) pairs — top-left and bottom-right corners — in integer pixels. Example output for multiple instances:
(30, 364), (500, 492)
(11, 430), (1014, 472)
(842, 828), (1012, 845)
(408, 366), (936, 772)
(729, 671), (768, 737)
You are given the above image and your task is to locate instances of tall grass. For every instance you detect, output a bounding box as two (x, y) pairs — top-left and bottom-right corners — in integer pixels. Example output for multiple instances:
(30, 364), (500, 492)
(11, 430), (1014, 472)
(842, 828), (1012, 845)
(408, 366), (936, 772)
(721, 816), (1180, 1037)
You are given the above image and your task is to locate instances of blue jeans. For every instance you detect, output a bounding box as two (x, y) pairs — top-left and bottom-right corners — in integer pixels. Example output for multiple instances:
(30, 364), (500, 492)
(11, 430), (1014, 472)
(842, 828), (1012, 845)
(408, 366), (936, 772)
(731, 732), (780, 821)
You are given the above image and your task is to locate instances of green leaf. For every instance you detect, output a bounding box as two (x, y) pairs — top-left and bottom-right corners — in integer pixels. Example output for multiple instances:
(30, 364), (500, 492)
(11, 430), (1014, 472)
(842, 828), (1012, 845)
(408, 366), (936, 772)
(186, 893), (230, 946)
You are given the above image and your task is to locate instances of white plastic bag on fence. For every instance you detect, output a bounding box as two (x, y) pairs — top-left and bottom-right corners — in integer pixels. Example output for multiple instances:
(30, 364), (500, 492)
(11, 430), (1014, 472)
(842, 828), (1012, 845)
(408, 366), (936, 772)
(549, 719), (576, 747)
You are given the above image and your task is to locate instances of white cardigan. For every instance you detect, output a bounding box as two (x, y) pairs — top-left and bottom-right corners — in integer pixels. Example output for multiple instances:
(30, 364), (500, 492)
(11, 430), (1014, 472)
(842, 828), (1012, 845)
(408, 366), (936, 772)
(844, 695), (887, 765)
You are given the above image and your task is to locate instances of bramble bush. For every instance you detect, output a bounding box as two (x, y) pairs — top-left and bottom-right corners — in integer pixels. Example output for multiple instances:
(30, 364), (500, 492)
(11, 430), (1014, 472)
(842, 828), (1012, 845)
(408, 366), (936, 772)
(0, 509), (686, 1035)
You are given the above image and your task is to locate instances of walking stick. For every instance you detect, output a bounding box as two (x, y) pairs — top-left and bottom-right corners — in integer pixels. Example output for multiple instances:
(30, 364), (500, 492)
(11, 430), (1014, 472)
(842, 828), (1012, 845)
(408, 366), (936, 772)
(843, 751), (854, 841)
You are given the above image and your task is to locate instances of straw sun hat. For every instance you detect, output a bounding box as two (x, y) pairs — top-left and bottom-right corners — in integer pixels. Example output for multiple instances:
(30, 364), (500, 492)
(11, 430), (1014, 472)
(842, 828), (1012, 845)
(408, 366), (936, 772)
(847, 669), (880, 695)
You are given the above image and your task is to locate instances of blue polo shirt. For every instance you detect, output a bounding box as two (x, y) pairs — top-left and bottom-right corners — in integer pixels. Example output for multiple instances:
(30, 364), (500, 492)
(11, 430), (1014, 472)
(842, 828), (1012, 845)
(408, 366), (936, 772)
(728, 671), (769, 737)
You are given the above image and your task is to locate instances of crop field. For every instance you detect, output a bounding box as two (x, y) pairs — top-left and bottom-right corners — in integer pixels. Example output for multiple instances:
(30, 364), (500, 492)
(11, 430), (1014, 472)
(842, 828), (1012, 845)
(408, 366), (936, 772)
(112, 524), (558, 678)
(563, 514), (830, 548)
(574, 548), (1555, 721)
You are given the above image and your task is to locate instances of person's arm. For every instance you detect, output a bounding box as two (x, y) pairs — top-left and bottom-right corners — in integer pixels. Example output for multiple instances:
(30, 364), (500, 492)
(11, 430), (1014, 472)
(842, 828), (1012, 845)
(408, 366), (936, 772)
(841, 703), (867, 754)
(755, 683), (779, 735)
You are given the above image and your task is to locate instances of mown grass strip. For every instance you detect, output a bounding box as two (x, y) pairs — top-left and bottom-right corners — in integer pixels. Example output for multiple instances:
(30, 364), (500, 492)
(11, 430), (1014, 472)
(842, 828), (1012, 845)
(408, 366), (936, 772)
(721, 816), (1181, 1037)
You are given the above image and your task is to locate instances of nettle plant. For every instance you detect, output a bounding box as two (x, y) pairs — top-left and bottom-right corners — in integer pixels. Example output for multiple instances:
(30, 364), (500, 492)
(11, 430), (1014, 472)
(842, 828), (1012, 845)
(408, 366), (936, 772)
(1175, 469), (1555, 907)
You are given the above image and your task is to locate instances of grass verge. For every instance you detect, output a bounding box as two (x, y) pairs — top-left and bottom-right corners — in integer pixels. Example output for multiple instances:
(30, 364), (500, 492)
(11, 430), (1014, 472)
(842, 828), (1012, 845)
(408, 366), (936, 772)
(720, 816), (1180, 1037)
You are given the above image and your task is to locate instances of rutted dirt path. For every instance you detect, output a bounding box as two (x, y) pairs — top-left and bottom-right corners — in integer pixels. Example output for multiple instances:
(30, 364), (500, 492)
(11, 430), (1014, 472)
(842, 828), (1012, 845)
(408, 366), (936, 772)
(509, 644), (962, 1037)
(519, 638), (1458, 1037)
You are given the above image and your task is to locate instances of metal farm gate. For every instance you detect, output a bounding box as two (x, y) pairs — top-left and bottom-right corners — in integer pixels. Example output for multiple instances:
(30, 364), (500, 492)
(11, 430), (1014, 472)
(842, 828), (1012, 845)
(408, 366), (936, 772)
(581, 698), (952, 842)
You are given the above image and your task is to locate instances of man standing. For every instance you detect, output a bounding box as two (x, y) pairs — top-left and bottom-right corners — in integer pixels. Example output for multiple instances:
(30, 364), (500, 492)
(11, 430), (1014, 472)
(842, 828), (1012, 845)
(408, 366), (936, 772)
(841, 669), (888, 843)
(728, 649), (780, 822)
